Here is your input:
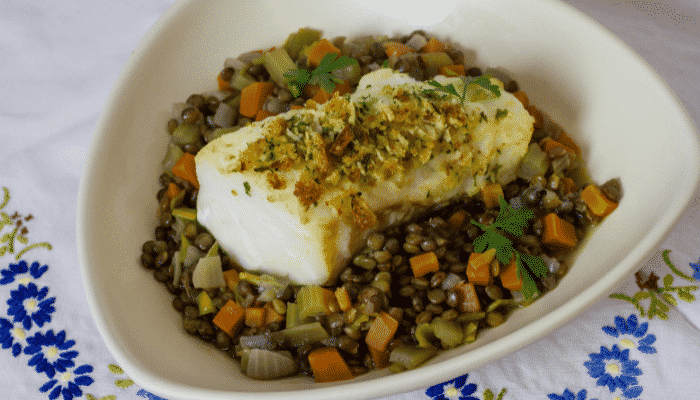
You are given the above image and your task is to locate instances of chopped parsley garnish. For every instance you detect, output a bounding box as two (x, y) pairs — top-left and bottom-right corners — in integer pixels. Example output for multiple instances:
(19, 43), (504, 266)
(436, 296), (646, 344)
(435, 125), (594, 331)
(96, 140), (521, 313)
(284, 53), (358, 97)
(243, 181), (251, 196)
(423, 75), (501, 105)
(495, 108), (509, 121)
(470, 196), (548, 300)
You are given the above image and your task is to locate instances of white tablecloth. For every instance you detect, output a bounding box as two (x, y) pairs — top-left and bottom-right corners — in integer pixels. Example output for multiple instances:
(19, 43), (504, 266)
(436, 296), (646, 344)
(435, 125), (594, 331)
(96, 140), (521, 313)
(2, 1), (699, 399)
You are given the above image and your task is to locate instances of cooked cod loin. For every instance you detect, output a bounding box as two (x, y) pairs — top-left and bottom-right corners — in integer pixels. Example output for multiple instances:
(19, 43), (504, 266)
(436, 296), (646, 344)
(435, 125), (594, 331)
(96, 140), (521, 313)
(195, 69), (534, 285)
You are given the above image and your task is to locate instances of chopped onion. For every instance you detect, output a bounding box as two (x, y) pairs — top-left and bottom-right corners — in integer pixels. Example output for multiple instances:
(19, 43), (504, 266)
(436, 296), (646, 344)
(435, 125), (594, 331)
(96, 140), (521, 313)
(212, 102), (235, 128)
(541, 254), (561, 274)
(183, 245), (203, 269)
(405, 34), (427, 50)
(161, 143), (184, 173)
(192, 255), (225, 288)
(239, 334), (275, 350)
(441, 272), (463, 291)
(171, 250), (181, 286)
(224, 57), (247, 71)
(243, 349), (298, 380)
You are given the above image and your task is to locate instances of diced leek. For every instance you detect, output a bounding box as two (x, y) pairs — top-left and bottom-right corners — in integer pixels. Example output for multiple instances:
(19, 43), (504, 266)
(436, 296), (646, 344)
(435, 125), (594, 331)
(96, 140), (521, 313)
(431, 317), (463, 349)
(286, 302), (300, 329)
(212, 102), (236, 128)
(389, 345), (438, 370)
(272, 321), (329, 348)
(162, 143), (184, 173)
(455, 312), (486, 324)
(171, 207), (197, 221)
(420, 52), (453, 69)
(172, 250), (182, 286)
(231, 69), (256, 91)
(414, 323), (438, 348)
(462, 322), (479, 344)
(192, 255), (225, 288)
(486, 298), (515, 313)
(197, 291), (215, 315)
(263, 48), (297, 88)
(518, 143), (550, 181)
(243, 349), (298, 380)
(183, 245), (203, 270)
(284, 27), (322, 60)
(206, 241), (219, 258)
(169, 189), (186, 211)
(239, 334), (274, 350)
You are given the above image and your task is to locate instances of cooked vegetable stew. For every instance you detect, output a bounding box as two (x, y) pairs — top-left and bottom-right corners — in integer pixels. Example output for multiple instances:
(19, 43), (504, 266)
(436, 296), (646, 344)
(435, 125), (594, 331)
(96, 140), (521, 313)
(141, 28), (621, 382)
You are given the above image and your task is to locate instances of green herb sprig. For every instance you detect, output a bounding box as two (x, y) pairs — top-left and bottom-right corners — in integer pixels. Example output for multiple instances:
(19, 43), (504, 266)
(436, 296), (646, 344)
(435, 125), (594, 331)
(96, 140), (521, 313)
(470, 196), (547, 300)
(284, 53), (358, 98)
(423, 75), (501, 105)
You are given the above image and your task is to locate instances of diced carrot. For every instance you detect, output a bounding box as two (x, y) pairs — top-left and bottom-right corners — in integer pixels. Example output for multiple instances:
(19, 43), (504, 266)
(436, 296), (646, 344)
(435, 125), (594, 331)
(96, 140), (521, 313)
(171, 152), (199, 189)
(306, 81), (353, 104)
(365, 312), (399, 351)
(453, 283), (481, 313)
(560, 177), (578, 196)
(421, 37), (446, 53)
(526, 105), (544, 129)
(409, 252), (440, 278)
(166, 182), (181, 200)
(466, 248), (495, 286)
(290, 104), (304, 110)
(308, 347), (354, 383)
(512, 91), (529, 108)
(239, 81), (275, 118)
(481, 183), (504, 209)
(217, 73), (231, 91)
(383, 41), (415, 58)
(335, 287), (352, 312)
(541, 213), (578, 250)
(368, 345), (390, 369)
(438, 64), (465, 76)
(581, 184), (618, 217)
(255, 109), (275, 121)
(212, 300), (245, 337)
(310, 86), (332, 104)
(245, 307), (267, 329)
(263, 302), (285, 326)
(447, 210), (467, 230)
(222, 269), (240, 293)
(307, 39), (341, 67)
(555, 131), (581, 154)
(539, 137), (577, 156)
(499, 257), (522, 291)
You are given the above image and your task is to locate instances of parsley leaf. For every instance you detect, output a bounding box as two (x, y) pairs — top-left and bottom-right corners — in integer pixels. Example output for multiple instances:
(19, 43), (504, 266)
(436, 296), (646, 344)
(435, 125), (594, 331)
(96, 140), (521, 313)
(471, 196), (547, 300)
(496, 108), (508, 121)
(423, 74), (501, 105)
(284, 53), (358, 98)
(243, 181), (251, 196)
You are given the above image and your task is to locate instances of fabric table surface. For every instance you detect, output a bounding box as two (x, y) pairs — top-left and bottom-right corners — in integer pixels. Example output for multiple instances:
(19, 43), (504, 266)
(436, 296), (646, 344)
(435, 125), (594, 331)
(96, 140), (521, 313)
(2, 1), (700, 399)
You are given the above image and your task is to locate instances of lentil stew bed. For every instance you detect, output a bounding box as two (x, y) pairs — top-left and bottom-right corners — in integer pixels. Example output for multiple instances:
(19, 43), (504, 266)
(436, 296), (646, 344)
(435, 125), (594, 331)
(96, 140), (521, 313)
(140, 28), (622, 382)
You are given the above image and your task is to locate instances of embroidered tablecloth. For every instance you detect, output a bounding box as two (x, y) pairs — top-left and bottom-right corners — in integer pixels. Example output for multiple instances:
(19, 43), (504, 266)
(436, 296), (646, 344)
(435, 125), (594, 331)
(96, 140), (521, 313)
(2, 1), (700, 399)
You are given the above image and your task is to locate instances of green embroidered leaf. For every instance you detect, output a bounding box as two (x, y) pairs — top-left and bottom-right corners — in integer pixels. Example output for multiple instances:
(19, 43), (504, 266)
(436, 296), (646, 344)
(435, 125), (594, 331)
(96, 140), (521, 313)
(679, 291), (696, 302)
(483, 389), (495, 400)
(16, 235), (28, 244)
(115, 379), (134, 388)
(496, 388), (507, 400)
(663, 274), (674, 288)
(108, 364), (124, 374)
(662, 292), (678, 306)
(633, 291), (651, 301)
(86, 395), (96, 400)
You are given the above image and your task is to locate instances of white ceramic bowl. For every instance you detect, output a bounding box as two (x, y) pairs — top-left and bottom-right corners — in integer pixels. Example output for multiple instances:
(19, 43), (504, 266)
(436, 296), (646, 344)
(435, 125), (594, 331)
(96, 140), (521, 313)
(77, 0), (700, 399)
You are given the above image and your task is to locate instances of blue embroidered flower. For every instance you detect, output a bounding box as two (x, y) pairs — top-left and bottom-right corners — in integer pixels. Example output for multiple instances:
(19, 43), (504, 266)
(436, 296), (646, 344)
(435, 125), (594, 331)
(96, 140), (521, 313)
(548, 388), (598, 400)
(136, 389), (169, 400)
(7, 282), (55, 330)
(39, 364), (94, 400)
(426, 373), (478, 400)
(24, 329), (78, 378)
(584, 344), (643, 398)
(690, 259), (700, 280)
(0, 260), (49, 285)
(0, 317), (29, 357)
(602, 314), (656, 354)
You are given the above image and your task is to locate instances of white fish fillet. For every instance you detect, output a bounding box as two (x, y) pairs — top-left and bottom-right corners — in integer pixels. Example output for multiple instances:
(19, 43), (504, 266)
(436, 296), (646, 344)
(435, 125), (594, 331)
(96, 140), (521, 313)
(195, 69), (534, 285)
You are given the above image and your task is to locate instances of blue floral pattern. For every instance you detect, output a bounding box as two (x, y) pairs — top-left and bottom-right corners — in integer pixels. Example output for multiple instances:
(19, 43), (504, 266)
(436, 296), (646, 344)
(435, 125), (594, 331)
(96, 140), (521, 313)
(584, 344), (643, 398)
(39, 364), (94, 400)
(426, 373), (478, 400)
(7, 282), (55, 330)
(690, 259), (700, 280)
(0, 260), (49, 285)
(602, 314), (657, 354)
(548, 388), (598, 400)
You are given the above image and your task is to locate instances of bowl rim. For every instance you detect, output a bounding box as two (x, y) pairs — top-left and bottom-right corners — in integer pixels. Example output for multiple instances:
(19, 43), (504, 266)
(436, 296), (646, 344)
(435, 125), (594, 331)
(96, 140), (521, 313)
(77, 0), (700, 399)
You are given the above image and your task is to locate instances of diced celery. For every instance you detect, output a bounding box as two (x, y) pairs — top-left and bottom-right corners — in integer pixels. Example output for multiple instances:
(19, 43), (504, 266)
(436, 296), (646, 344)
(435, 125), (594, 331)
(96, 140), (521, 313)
(296, 285), (334, 320)
(431, 317), (463, 349)
(284, 27), (322, 60)
(197, 291), (215, 315)
(272, 321), (329, 348)
(263, 48), (296, 88)
(192, 255), (225, 288)
(169, 189), (186, 211)
(286, 302), (300, 329)
(420, 52), (454, 69)
(231, 69), (256, 91)
(518, 143), (550, 181)
(389, 345), (438, 370)
(455, 312), (486, 324)
(462, 322), (479, 344)
(206, 241), (219, 258)
(414, 323), (438, 348)
(171, 207), (196, 221)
